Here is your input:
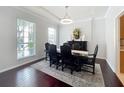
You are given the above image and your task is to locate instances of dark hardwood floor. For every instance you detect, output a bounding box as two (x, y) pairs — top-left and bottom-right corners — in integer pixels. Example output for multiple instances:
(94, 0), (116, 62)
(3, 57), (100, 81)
(97, 59), (123, 87)
(0, 58), (123, 87)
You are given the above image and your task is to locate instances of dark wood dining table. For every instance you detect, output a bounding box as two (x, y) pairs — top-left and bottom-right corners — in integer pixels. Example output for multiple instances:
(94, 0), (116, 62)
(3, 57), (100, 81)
(57, 48), (88, 56)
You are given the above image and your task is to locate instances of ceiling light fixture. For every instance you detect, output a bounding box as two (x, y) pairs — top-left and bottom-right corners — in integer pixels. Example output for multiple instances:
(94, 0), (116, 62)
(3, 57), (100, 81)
(60, 6), (73, 24)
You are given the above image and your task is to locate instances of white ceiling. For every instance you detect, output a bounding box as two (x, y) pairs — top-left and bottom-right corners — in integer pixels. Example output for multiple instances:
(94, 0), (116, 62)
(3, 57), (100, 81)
(42, 6), (108, 21)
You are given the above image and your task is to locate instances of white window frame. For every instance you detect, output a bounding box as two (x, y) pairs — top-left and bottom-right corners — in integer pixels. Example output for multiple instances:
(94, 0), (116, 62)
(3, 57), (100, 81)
(17, 18), (36, 60)
(48, 27), (56, 44)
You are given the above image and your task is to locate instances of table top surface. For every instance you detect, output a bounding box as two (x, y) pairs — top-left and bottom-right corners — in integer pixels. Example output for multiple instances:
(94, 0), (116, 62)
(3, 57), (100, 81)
(57, 48), (88, 56)
(71, 50), (88, 54)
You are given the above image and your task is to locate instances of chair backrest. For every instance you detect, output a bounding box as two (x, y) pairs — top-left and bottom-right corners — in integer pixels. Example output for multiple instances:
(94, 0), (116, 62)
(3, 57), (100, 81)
(60, 45), (72, 59)
(92, 45), (98, 64)
(49, 44), (57, 58)
(63, 43), (70, 47)
(94, 44), (98, 58)
(49, 44), (59, 63)
(72, 43), (81, 50)
(45, 42), (50, 51)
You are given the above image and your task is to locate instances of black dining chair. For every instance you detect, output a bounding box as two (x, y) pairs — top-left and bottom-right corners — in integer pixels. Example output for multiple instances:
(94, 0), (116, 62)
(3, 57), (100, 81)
(60, 45), (76, 74)
(80, 44), (98, 74)
(72, 42), (81, 50)
(49, 44), (61, 69)
(45, 42), (50, 60)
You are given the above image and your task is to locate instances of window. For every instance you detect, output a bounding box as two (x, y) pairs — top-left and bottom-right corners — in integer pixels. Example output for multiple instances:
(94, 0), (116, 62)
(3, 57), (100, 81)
(48, 27), (56, 44)
(17, 19), (36, 59)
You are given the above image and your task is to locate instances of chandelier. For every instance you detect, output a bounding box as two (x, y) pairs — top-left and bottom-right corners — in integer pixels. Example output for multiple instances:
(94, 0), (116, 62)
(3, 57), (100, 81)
(60, 6), (73, 24)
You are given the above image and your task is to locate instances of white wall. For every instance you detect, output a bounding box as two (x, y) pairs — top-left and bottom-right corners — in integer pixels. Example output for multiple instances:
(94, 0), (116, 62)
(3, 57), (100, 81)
(0, 7), (58, 72)
(59, 18), (106, 59)
(2, 6), (123, 74)
(59, 19), (92, 46)
(105, 6), (124, 72)
(91, 18), (106, 59)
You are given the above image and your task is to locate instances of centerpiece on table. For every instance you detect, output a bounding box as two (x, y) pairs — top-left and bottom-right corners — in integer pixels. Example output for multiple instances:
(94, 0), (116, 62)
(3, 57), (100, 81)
(73, 28), (81, 40)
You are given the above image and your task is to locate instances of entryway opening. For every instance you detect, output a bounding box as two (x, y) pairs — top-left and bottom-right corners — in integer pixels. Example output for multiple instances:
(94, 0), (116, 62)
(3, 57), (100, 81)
(117, 13), (124, 85)
(120, 15), (124, 73)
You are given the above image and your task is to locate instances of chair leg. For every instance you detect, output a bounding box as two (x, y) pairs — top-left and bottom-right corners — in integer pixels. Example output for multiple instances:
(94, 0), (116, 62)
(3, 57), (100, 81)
(71, 65), (75, 74)
(45, 53), (47, 60)
(93, 65), (95, 74)
(71, 69), (73, 74)
(62, 64), (64, 71)
(50, 61), (52, 67)
(56, 66), (58, 69)
(56, 63), (58, 69)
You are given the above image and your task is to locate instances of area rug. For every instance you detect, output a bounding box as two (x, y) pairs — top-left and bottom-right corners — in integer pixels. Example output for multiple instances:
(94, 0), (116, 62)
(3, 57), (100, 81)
(31, 60), (105, 87)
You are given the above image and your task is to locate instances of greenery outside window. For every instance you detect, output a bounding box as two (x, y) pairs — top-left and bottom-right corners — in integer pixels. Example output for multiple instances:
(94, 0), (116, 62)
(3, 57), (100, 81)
(17, 19), (36, 59)
(48, 27), (56, 44)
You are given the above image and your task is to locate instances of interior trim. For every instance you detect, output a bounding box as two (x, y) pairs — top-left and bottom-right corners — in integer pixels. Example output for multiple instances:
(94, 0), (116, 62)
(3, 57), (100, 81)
(0, 58), (45, 73)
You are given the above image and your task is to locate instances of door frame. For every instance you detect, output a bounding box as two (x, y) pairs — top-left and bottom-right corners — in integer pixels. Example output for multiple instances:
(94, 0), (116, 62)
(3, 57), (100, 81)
(115, 10), (124, 74)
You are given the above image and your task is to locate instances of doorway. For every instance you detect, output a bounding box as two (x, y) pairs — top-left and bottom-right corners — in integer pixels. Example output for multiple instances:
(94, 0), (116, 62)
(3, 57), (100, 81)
(116, 14), (124, 85)
(120, 16), (124, 73)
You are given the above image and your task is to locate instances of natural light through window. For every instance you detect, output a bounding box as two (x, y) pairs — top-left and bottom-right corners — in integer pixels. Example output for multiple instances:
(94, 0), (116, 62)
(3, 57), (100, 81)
(17, 19), (36, 59)
(48, 27), (56, 44)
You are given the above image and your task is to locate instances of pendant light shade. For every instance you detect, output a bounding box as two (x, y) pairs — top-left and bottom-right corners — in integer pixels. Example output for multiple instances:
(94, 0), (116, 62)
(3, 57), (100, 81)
(60, 6), (73, 24)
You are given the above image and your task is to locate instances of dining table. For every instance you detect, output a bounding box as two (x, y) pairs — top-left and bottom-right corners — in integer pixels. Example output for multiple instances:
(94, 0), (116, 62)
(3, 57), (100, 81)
(57, 48), (89, 71)
(57, 48), (88, 57)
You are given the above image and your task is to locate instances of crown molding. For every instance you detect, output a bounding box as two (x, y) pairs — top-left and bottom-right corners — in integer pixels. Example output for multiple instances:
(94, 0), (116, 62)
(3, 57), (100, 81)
(39, 6), (60, 20)
(13, 6), (59, 24)
(104, 6), (112, 18)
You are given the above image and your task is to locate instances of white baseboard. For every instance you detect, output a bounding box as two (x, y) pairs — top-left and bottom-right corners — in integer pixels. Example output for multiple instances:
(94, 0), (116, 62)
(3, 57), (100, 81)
(0, 58), (43, 73)
(0, 56), (106, 74)
(106, 58), (115, 73)
(96, 57), (106, 60)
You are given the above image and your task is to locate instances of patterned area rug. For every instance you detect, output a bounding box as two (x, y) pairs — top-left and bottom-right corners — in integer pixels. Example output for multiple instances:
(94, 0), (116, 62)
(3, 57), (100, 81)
(31, 60), (105, 87)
